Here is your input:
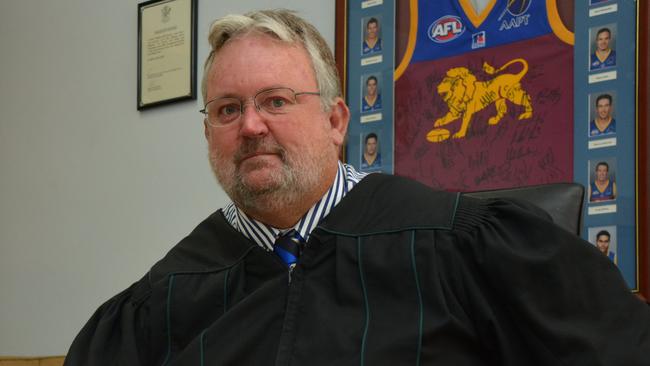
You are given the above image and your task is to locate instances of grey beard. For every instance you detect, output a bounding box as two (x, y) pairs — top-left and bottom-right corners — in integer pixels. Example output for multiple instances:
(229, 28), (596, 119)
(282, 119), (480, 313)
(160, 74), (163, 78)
(209, 137), (326, 215)
(228, 155), (301, 213)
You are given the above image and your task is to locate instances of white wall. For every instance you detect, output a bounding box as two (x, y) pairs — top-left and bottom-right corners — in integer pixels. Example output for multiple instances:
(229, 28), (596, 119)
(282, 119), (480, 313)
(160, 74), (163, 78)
(0, 0), (335, 356)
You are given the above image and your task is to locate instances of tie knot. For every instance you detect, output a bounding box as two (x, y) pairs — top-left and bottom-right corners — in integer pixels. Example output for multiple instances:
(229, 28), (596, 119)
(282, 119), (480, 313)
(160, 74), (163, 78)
(273, 230), (304, 267)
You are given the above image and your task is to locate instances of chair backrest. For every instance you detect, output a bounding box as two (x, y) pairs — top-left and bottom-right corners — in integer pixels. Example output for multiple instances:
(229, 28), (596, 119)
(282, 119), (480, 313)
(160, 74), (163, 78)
(464, 183), (585, 235)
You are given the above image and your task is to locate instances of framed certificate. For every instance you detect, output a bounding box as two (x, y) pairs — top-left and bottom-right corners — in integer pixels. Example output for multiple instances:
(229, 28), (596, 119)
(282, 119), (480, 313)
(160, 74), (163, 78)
(137, 0), (197, 110)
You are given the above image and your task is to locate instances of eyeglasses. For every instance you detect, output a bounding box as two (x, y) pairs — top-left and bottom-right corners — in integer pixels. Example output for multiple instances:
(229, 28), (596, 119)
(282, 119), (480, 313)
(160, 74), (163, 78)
(200, 87), (321, 127)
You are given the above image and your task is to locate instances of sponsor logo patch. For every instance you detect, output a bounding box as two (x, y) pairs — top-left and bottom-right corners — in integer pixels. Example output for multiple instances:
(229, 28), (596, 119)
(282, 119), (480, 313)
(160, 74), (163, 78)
(428, 15), (465, 43)
(506, 0), (532, 16)
(498, 0), (532, 31)
(471, 31), (486, 49)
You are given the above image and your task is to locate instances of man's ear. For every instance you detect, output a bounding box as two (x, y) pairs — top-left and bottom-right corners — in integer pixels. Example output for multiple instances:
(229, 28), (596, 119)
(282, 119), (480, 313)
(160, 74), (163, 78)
(328, 97), (350, 147)
(204, 120), (210, 140)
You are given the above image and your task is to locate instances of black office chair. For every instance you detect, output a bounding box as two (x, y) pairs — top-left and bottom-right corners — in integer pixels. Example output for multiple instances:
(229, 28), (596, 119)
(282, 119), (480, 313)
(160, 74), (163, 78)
(464, 183), (585, 235)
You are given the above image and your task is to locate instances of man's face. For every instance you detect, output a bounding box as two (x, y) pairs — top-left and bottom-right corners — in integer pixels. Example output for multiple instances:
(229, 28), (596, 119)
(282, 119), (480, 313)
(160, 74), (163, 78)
(596, 98), (611, 120)
(596, 31), (610, 51)
(366, 79), (377, 97)
(596, 164), (609, 182)
(204, 34), (347, 213)
(596, 234), (610, 254)
(365, 137), (377, 155)
(366, 21), (378, 40)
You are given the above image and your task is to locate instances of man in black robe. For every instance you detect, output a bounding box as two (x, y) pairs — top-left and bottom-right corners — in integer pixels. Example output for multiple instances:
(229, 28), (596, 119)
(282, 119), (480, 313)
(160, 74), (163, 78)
(64, 9), (650, 366)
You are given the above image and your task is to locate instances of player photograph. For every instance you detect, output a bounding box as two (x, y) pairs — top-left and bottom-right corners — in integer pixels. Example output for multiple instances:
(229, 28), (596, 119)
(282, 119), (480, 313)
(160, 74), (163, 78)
(589, 24), (617, 71)
(588, 158), (618, 203)
(362, 16), (382, 55)
(589, 91), (617, 137)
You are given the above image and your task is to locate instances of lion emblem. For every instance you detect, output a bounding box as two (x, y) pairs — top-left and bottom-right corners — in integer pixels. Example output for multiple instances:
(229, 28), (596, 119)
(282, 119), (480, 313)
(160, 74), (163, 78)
(427, 58), (533, 142)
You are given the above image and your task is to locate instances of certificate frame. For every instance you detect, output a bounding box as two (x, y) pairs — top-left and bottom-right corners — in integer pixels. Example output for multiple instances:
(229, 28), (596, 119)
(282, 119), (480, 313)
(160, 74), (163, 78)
(336, 0), (649, 299)
(137, 0), (197, 110)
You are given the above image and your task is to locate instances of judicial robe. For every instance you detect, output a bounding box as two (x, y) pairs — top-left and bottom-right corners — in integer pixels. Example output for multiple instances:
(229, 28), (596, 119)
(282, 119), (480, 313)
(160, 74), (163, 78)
(64, 174), (650, 365)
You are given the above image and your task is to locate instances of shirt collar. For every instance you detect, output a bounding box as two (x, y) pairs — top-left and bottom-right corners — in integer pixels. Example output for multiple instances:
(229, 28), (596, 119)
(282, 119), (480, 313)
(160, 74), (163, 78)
(222, 162), (368, 251)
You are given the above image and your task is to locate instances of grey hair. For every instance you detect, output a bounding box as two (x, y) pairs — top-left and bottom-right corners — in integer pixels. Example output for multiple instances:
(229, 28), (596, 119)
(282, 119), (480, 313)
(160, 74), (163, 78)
(201, 9), (341, 110)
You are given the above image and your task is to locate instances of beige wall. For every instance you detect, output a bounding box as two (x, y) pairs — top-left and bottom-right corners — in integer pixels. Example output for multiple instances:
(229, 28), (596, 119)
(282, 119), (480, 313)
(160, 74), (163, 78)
(0, 0), (334, 356)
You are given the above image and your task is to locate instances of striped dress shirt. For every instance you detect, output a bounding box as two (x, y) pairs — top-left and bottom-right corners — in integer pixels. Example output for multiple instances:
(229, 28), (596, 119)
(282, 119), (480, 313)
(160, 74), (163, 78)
(222, 162), (368, 251)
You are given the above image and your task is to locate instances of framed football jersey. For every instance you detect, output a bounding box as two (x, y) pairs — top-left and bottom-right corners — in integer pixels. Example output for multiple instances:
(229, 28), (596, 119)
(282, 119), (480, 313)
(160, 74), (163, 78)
(335, 0), (649, 298)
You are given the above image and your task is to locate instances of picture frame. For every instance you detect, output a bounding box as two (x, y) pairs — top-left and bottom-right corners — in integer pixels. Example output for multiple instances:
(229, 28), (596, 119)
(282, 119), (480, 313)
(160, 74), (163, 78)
(336, 0), (395, 175)
(336, 0), (649, 299)
(137, 0), (197, 110)
(637, 0), (649, 301)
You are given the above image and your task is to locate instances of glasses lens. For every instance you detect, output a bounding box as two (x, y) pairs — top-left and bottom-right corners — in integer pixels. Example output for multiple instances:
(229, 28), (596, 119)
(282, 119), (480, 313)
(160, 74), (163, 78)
(255, 88), (296, 114)
(206, 98), (241, 126)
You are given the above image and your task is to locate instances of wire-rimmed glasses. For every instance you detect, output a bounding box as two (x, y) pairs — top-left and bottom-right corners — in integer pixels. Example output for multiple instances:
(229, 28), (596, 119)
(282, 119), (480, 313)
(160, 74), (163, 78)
(200, 87), (321, 127)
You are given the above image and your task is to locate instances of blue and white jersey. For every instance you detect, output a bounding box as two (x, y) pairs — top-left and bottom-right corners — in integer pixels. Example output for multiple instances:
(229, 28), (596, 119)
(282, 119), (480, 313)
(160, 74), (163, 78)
(361, 153), (382, 170)
(590, 118), (616, 137)
(361, 94), (382, 113)
(590, 50), (616, 70)
(362, 38), (382, 54)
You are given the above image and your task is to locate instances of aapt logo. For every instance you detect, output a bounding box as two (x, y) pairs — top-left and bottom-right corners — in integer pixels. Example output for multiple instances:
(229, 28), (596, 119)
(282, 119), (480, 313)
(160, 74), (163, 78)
(428, 15), (465, 43)
(505, 0), (532, 17)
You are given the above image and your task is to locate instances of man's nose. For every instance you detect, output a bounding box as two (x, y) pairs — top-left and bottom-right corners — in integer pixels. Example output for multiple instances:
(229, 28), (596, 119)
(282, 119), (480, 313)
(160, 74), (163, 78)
(239, 101), (269, 138)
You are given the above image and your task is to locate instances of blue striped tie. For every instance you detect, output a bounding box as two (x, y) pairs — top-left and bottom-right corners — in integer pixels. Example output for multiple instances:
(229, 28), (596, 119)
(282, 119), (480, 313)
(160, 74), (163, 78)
(273, 230), (304, 268)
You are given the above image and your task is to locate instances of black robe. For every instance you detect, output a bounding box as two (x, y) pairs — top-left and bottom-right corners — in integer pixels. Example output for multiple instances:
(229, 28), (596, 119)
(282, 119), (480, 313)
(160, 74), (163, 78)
(65, 174), (650, 365)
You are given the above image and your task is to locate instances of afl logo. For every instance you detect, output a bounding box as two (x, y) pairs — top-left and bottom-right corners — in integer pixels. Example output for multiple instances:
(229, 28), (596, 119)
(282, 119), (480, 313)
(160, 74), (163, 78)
(428, 15), (465, 43)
